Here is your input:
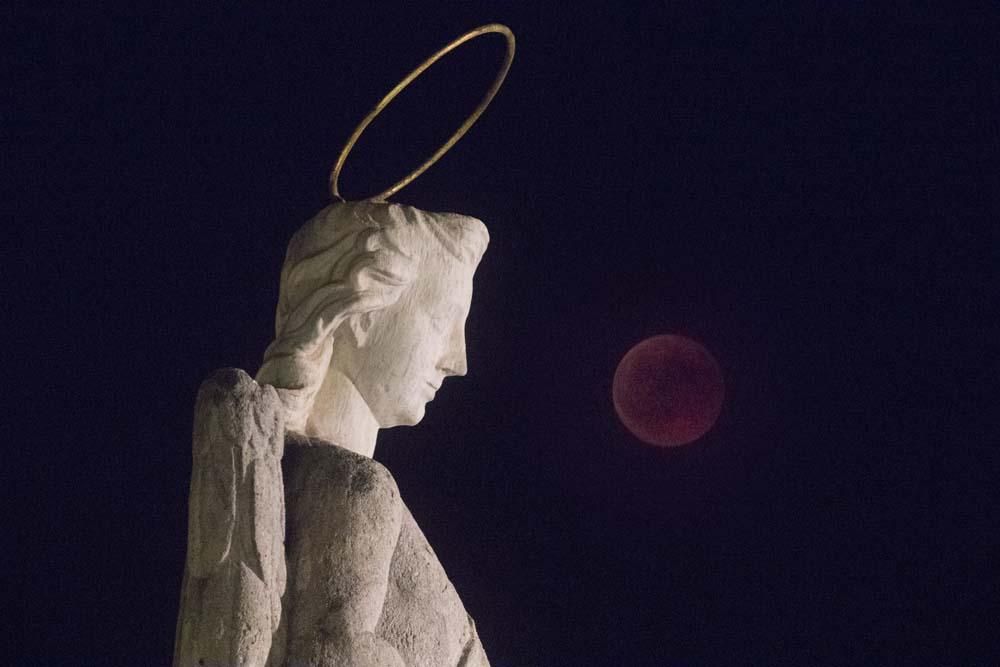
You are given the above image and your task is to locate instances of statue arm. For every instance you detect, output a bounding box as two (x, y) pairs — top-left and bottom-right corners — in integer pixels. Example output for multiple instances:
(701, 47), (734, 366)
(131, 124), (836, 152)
(286, 456), (406, 667)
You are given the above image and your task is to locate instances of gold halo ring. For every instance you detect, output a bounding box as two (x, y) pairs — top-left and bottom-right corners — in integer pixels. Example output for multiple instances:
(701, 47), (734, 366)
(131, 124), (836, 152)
(329, 23), (516, 202)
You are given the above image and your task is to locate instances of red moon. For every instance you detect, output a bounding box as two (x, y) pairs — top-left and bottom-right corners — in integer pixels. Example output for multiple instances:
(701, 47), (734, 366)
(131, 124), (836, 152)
(612, 334), (725, 447)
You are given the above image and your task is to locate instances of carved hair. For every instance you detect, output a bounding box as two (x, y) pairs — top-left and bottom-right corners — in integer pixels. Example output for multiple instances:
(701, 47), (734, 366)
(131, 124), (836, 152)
(256, 202), (488, 432)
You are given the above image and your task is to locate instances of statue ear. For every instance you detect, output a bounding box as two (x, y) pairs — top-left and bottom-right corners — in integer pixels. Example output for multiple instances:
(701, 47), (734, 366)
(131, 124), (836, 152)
(345, 311), (375, 348)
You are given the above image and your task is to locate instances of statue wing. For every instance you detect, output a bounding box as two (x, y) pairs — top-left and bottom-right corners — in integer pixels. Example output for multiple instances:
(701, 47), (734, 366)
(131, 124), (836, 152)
(174, 368), (287, 667)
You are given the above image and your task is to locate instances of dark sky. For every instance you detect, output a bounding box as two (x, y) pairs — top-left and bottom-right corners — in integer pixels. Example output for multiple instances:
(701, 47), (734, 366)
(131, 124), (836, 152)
(13, 2), (997, 665)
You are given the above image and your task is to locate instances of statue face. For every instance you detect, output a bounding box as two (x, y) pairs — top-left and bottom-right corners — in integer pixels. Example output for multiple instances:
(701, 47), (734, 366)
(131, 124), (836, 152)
(342, 253), (475, 428)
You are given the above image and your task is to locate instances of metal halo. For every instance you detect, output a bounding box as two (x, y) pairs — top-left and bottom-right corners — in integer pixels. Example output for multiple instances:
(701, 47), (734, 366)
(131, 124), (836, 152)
(329, 23), (515, 202)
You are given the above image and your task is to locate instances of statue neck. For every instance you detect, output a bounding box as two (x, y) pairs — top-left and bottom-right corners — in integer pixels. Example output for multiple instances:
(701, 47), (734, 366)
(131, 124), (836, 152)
(303, 367), (379, 458)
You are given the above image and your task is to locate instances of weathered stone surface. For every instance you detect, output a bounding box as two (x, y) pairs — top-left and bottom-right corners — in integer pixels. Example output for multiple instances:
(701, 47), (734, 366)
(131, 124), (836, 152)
(283, 439), (489, 667)
(174, 368), (287, 667)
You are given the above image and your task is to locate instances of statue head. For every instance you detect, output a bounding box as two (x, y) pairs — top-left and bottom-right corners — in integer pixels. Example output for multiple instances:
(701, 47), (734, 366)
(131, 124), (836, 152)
(256, 202), (489, 434)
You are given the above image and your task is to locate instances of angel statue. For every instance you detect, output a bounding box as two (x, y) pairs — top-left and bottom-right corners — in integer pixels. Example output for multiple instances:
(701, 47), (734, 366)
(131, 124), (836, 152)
(175, 200), (491, 666)
(173, 23), (514, 667)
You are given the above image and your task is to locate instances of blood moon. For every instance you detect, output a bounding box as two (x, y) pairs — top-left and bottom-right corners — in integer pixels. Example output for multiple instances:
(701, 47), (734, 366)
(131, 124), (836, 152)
(612, 334), (725, 447)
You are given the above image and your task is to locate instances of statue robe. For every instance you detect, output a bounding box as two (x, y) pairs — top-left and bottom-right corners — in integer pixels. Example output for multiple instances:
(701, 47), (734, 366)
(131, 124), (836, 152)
(283, 438), (490, 667)
(175, 370), (489, 666)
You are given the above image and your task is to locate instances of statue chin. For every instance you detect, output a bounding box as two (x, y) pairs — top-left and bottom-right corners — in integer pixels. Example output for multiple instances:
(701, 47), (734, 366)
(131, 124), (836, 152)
(381, 402), (427, 429)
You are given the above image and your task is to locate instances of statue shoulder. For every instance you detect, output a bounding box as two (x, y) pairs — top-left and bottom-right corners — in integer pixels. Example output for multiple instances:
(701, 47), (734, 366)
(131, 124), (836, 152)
(341, 449), (401, 510)
(284, 438), (402, 521)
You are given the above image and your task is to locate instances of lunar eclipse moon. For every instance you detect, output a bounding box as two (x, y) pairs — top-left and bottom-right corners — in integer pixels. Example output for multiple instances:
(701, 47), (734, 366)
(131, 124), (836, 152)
(612, 334), (725, 447)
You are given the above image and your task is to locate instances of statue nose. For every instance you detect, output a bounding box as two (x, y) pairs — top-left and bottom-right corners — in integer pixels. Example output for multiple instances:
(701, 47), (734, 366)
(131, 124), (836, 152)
(441, 353), (467, 377)
(440, 334), (468, 377)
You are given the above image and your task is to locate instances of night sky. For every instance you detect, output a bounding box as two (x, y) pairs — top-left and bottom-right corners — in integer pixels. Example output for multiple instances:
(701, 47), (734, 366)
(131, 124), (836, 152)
(14, 3), (997, 665)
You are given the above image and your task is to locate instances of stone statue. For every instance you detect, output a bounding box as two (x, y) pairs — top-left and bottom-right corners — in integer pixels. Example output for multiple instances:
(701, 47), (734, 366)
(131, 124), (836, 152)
(175, 201), (491, 666)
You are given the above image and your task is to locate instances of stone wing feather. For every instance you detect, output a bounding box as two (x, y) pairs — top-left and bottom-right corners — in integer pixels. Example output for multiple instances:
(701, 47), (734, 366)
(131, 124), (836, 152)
(174, 368), (287, 667)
